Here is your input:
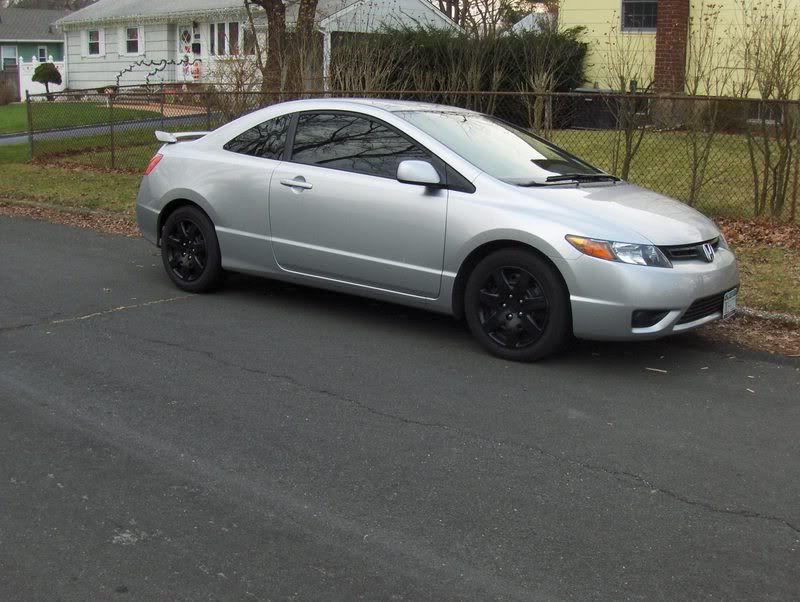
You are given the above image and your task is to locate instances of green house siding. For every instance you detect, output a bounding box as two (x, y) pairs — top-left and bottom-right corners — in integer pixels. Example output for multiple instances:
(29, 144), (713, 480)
(15, 41), (64, 62)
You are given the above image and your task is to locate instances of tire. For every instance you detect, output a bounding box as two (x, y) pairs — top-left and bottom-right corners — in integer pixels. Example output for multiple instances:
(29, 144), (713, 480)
(160, 206), (223, 293)
(464, 248), (570, 362)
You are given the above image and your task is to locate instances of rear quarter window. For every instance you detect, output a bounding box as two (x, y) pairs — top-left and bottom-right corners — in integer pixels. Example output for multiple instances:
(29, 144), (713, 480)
(224, 115), (289, 160)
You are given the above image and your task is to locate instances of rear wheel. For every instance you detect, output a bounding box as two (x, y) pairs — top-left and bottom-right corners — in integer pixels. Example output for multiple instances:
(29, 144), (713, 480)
(160, 206), (223, 293)
(464, 248), (570, 361)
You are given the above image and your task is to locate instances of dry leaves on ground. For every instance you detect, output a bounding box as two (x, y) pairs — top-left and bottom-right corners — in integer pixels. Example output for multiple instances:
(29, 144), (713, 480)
(700, 313), (800, 357)
(0, 201), (139, 237)
(718, 218), (800, 250)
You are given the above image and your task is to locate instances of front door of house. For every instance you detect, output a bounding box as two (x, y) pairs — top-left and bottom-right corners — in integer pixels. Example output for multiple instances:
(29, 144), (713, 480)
(177, 24), (202, 82)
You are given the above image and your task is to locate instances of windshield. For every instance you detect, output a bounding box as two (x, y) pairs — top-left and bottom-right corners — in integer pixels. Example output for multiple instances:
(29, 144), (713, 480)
(395, 110), (605, 185)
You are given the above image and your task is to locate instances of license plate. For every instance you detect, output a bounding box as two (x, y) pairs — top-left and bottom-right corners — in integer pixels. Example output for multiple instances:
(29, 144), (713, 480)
(723, 288), (737, 319)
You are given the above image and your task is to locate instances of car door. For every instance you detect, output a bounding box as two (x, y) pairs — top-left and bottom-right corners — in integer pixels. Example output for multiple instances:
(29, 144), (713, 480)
(210, 114), (289, 273)
(268, 111), (448, 298)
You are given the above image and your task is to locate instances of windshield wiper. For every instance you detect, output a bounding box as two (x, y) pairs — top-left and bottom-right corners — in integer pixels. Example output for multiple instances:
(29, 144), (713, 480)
(544, 173), (620, 183)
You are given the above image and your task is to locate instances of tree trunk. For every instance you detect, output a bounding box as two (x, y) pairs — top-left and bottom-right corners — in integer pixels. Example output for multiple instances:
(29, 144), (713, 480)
(263, 0), (286, 96)
(285, 0), (320, 96)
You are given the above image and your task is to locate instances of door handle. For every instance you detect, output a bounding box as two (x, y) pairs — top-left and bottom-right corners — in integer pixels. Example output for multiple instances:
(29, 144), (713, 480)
(280, 178), (313, 190)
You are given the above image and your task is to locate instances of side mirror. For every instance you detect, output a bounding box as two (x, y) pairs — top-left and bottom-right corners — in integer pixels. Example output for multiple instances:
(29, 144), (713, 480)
(397, 160), (442, 187)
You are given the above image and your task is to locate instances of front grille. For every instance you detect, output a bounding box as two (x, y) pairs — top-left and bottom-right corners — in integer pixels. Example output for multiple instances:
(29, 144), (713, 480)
(660, 238), (719, 262)
(677, 291), (726, 324)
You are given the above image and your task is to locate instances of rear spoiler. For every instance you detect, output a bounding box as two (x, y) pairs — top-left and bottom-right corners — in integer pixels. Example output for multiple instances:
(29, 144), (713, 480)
(155, 130), (210, 144)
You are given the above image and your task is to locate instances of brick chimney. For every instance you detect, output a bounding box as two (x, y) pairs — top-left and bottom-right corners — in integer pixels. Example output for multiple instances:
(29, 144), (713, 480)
(654, 0), (690, 92)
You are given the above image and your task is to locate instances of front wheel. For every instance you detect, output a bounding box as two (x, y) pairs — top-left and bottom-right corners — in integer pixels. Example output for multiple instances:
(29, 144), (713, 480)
(160, 206), (223, 293)
(464, 249), (570, 362)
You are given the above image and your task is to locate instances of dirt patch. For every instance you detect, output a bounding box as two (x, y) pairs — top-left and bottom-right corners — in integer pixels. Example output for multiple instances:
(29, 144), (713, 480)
(700, 313), (800, 357)
(0, 200), (139, 237)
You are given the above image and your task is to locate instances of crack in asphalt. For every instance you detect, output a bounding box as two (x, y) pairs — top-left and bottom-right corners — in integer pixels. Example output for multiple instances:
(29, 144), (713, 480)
(132, 334), (800, 537)
(50, 296), (192, 324)
(0, 296), (192, 335)
(0, 321), (41, 334)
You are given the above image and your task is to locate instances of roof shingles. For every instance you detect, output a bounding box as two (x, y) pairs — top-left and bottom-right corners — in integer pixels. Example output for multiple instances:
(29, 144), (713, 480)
(0, 8), (69, 41)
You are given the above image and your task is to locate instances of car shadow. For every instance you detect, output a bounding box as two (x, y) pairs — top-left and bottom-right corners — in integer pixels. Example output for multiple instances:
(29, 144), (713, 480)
(218, 272), (757, 367)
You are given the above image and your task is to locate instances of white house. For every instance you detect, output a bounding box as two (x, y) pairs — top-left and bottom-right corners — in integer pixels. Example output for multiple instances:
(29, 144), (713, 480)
(54, 0), (458, 90)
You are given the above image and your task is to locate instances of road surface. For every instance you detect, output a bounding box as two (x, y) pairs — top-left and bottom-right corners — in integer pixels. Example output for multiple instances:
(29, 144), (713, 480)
(1, 216), (798, 600)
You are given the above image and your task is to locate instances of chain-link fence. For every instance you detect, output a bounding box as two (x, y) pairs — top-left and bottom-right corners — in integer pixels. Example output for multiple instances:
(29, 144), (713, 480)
(25, 87), (800, 222)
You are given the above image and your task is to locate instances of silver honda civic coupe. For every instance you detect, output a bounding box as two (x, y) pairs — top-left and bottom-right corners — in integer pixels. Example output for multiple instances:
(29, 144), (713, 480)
(136, 98), (739, 361)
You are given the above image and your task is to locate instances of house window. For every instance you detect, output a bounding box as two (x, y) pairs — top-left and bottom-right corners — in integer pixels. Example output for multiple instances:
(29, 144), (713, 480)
(126, 27), (140, 54)
(622, 0), (657, 31)
(210, 22), (245, 56)
(229, 22), (240, 55)
(38, 46), (47, 62)
(217, 22), (226, 56)
(1, 45), (17, 69)
(88, 30), (101, 55)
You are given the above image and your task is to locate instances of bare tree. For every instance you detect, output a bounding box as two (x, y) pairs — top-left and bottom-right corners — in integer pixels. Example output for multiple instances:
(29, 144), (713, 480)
(514, 17), (578, 135)
(436, 0), (472, 28)
(680, 0), (733, 206)
(596, 15), (654, 180)
(285, 0), (320, 94)
(244, 0), (285, 95)
(727, 0), (800, 219)
(207, 55), (263, 119)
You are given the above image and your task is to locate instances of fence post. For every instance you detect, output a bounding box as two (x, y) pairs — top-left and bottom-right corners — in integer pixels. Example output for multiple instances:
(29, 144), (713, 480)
(109, 93), (116, 169)
(792, 102), (799, 222)
(160, 82), (165, 130)
(25, 91), (34, 161)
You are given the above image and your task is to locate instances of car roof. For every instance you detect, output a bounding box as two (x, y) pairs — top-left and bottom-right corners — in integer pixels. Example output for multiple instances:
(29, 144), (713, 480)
(275, 97), (477, 114)
(329, 97), (473, 113)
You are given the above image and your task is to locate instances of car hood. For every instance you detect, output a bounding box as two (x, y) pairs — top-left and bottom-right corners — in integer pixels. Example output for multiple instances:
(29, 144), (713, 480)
(519, 182), (719, 246)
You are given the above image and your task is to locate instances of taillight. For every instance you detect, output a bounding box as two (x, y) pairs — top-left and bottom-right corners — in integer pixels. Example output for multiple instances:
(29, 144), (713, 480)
(144, 153), (163, 175)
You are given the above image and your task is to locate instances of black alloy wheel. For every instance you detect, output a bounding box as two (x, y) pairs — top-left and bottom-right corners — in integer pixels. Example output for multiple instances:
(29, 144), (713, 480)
(465, 249), (570, 361)
(164, 219), (207, 282)
(160, 206), (223, 293)
(477, 266), (549, 349)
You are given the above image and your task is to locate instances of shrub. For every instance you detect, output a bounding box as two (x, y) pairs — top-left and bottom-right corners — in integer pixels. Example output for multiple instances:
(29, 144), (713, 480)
(32, 62), (62, 99)
(330, 28), (587, 90)
(329, 26), (588, 126)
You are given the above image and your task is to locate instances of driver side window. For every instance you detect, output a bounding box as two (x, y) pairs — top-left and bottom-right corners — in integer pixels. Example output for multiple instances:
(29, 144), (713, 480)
(290, 112), (431, 179)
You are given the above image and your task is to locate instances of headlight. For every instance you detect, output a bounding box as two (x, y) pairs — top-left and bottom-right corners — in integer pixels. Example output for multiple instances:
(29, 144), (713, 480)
(717, 232), (730, 250)
(566, 235), (673, 268)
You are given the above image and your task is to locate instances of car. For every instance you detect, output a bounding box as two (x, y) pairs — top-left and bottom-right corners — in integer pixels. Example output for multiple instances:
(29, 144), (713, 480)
(136, 98), (739, 361)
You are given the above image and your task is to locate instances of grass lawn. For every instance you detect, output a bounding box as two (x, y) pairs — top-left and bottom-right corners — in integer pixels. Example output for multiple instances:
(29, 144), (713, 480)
(0, 144), (140, 212)
(550, 129), (758, 220)
(0, 102), (161, 134)
(733, 246), (800, 314)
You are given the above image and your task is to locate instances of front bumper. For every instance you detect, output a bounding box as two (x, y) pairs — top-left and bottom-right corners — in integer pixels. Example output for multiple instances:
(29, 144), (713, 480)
(563, 248), (740, 341)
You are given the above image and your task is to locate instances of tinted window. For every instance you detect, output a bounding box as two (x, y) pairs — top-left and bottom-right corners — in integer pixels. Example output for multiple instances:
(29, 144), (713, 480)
(291, 113), (430, 179)
(224, 115), (288, 160)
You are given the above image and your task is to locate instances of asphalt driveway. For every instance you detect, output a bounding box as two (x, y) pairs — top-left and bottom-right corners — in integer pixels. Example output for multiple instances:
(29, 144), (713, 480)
(1, 215), (798, 600)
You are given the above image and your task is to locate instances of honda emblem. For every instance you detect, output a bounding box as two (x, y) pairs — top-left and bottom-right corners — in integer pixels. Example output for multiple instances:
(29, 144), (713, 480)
(702, 243), (715, 262)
